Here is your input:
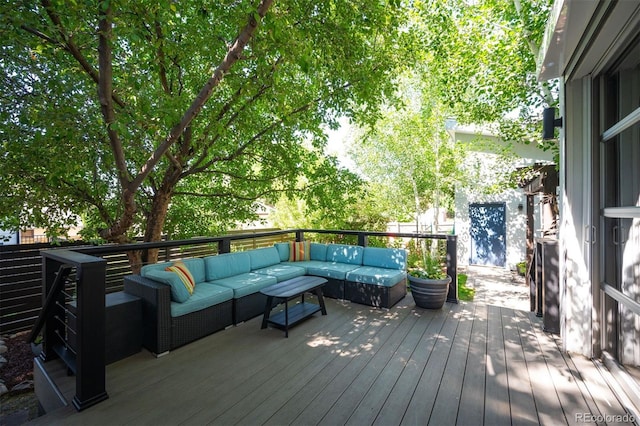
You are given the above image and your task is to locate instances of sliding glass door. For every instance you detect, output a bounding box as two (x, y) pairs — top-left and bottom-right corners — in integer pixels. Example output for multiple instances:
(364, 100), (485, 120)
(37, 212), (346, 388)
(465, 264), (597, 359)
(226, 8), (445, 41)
(599, 36), (640, 379)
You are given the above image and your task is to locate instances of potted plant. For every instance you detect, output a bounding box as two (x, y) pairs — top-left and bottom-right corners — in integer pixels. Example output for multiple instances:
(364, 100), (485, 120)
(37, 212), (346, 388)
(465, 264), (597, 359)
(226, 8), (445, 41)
(408, 245), (451, 309)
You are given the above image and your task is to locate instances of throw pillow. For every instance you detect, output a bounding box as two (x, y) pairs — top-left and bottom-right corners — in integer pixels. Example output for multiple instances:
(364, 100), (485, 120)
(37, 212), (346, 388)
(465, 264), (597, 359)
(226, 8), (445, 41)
(166, 260), (195, 295)
(144, 270), (191, 303)
(289, 240), (310, 262)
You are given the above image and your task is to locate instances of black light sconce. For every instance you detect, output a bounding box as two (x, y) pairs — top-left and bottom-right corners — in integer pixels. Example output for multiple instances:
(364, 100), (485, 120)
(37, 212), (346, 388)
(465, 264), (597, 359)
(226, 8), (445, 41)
(518, 203), (524, 212)
(542, 107), (563, 140)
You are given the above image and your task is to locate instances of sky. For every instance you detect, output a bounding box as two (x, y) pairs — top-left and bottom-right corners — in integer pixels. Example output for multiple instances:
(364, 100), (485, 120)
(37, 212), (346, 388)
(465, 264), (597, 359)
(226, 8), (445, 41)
(324, 117), (357, 171)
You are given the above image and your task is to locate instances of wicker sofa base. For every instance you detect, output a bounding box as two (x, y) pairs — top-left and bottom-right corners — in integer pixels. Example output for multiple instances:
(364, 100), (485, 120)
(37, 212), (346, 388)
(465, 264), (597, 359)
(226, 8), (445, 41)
(233, 292), (270, 324)
(344, 278), (407, 309)
(171, 299), (233, 349)
(124, 275), (233, 354)
(321, 277), (345, 300)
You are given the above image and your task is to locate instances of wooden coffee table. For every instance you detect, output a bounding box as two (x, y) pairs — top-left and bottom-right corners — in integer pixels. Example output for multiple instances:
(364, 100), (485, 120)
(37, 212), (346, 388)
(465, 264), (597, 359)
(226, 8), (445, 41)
(260, 276), (328, 337)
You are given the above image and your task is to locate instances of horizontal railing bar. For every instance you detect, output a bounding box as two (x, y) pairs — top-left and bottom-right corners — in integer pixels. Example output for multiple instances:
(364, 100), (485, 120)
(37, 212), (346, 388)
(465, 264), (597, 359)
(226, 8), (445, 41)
(52, 315), (76, 336)
(70, 229), (451, 257)
(298, 228), (452, 240)
(53, 329), (77, 360)
(73, 229), (299, 256)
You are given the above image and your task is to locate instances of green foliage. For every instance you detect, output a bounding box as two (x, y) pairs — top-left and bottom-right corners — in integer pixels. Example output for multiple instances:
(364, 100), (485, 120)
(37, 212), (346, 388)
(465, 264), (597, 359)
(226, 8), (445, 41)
(348, 70), (465, 224)
(270, 179), (389, 234)
(457, 273), (475, 301)
(415, 0), (558, 159)
(0, 0), (556, 248)
(408, 254), (447, 280)
(407, 239), (447, 280)
(0, 0), (412, 244)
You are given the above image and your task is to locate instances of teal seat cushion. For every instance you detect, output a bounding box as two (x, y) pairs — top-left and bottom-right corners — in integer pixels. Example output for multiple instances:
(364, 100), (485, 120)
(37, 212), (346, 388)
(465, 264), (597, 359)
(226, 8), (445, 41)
(305, 262), (361, 280)
(253, 264), (306, 282)
(326, 244), (364, 265)
(170, 282), (234, 317)
(248, 247), (281, 270)
(362, 247), (407, 270)
(346, 266), (407, 287)
(212, 273), (277, 298)
(274, 243), (290, 261)
(204, 252), (251, 281)
(142, 258), (206, 284)
(144, 270), (192, 303)
(280, 260), (328, 274)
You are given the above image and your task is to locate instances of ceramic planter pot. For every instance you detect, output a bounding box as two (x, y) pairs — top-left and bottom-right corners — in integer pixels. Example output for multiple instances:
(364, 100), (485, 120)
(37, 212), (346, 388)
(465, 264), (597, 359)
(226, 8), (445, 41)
(408, 274), (452, 309)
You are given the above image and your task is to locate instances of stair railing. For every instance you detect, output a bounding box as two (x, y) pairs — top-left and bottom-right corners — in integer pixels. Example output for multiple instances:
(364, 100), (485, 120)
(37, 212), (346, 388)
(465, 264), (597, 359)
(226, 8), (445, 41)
(30, 249), (108, 411)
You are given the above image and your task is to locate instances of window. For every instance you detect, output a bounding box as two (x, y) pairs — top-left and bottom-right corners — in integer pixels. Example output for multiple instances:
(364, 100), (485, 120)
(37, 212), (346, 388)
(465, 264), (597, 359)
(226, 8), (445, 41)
(598, 35), (640, 375)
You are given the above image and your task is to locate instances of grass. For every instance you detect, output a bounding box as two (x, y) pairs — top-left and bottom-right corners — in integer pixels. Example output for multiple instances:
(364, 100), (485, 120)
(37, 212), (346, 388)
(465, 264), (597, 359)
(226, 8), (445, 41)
(406, 272), (475, 302)
(457, 273), (475, 301)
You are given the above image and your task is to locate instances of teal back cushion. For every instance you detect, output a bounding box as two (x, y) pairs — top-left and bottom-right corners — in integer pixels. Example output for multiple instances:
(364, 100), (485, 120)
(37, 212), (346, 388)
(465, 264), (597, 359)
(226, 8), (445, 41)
(274, 243), (290, 262)
(326, 244), (363, 265)
(309, 243), (328, 261)
(249, 247), (281, 270)
(362, 247), (407, 270)
(204, 252), (251, 281)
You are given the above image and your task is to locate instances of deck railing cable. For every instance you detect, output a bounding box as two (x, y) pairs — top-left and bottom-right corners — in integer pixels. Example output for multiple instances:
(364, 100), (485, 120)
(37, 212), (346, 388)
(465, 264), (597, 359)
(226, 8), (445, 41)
(27, 264), (72, 344)
(37, 249), (108, 411)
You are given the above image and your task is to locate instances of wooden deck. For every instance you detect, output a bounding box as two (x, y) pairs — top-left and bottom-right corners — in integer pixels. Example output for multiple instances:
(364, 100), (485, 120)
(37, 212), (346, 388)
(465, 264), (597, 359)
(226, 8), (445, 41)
(31, 267), (633, 425)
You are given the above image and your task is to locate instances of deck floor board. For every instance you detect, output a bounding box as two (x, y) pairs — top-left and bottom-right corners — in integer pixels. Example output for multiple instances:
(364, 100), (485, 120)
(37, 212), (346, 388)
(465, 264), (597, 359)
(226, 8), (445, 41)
(513, 310), (566, 426)
(484, 305), (511, 426)
(373, 304), (450, 426)
(456, 303), (487, 426)
(31, 268), (633, 425)
(429, 302), (476, 426)
(503, 308), (539, 426)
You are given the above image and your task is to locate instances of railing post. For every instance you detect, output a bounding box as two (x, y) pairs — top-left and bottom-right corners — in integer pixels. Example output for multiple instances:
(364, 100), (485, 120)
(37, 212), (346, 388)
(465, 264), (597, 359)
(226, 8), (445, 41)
(296, 230), (304, 242)
(73, 255), (109, 411)
(357, 233), (368, 247)
(219, 238), (231, 254)
(39, 250), (109, 411)
(446, 235), (458, 303)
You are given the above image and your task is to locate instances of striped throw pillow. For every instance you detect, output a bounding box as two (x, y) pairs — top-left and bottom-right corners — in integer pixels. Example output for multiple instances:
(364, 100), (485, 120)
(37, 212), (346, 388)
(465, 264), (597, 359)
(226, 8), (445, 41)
(289, 241), (310, 262)
(165, 260), (195, 295)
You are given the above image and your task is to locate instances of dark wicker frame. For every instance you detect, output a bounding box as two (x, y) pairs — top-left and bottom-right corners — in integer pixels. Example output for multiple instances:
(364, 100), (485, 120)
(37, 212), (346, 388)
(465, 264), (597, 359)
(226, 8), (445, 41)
(344, 278), (407, 309)
(321, 277), (345, 300)
(233, 292), (269, 324)
(123, 254), (407, 353)
(123, 275), (233, 355)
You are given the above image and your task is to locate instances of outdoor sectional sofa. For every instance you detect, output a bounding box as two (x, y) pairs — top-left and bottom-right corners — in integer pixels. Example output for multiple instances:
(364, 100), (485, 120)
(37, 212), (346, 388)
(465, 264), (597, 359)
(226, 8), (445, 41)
(123, 242), (407, 354)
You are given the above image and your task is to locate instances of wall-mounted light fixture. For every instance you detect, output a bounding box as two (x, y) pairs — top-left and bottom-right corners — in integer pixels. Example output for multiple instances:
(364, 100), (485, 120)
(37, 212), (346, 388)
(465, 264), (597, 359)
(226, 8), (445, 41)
(543, 107), (563, 140)
(518, 203), (524, 212)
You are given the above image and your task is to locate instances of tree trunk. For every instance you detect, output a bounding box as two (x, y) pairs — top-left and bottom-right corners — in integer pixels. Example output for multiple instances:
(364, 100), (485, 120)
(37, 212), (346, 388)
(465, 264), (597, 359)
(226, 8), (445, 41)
(512, 0), (555, 105)
(127, 250), (144, 275)
(143, 188), (174, 265)
(410, 173), (421, 233)
(99, 0), (274, 247)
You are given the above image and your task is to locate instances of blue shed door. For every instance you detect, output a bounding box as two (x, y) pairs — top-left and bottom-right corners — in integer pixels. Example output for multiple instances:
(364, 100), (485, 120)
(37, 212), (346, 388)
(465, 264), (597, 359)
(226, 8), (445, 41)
(469, 203), (506, 267)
